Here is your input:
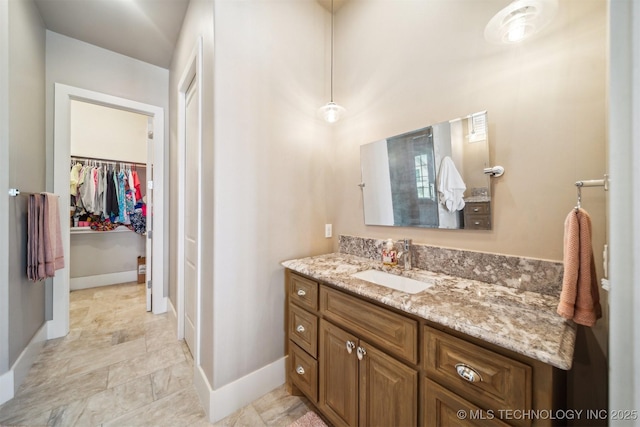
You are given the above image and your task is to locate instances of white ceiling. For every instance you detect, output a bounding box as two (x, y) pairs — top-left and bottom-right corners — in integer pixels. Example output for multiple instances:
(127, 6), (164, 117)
(34, 0), (190, 68)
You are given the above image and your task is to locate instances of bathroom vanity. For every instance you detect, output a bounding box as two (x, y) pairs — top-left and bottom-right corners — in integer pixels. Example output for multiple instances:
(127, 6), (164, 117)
(283, 249), (574, 427)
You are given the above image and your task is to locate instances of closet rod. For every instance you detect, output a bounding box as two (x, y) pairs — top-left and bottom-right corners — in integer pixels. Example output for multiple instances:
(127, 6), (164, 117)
(71, 155), (146, 167)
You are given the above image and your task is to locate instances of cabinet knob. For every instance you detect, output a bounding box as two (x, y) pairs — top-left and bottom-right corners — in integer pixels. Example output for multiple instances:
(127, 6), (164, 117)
(455, 363), (483, 383)
(296, 365), (305, 375)
(357, 346), (367, 361)
(346, 340), (356, 354)
(296, 325), (305, 333)
(296, 289), (306, 296)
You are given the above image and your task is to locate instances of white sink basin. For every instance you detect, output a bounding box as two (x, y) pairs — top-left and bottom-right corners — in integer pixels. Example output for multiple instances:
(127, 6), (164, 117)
(351, 270), (432, 294)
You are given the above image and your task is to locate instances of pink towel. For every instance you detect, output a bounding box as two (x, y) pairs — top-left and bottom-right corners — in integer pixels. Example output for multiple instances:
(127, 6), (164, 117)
(27, 195), (40, 280)
(557, 208), (602, 326)
(43, 193), (65, 275)
(27, 193), (65, 281)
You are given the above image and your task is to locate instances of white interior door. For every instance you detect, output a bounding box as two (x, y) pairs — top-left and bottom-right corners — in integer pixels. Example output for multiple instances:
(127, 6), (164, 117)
(183, 76), (199, 355)
(145, 118), (154, 312)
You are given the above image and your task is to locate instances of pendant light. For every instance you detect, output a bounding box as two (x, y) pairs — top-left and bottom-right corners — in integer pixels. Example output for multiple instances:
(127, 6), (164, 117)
(484, 0), (558, 44)
(318, 0), (345, 123)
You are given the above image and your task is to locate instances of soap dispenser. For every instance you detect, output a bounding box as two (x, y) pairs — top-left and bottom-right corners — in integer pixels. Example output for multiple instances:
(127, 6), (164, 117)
(382, 238), (398, 266)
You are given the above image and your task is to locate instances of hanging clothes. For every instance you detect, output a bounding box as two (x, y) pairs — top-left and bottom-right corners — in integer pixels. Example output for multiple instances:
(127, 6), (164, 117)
(105, 169), (119, 218)
(117, 170), (129, 224)
(132, 170), (142, 202)
(69, 163), (83, 196)
(70, 158), (147, 234)
(78, 166), (97, 213)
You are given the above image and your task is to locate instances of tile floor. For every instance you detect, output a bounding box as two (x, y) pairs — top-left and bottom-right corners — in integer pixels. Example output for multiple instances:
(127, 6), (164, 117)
(0, 282), (316, 427)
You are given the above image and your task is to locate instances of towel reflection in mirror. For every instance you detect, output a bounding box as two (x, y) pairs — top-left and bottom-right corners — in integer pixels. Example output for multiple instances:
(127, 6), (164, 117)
(437, 156), (466, 212)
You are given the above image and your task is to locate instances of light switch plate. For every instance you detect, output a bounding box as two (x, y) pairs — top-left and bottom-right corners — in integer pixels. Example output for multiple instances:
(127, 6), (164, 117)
(325, 224), (332, 238)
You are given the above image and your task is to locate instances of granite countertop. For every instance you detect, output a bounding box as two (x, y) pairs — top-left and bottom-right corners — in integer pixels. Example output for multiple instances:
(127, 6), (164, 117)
(282, 253), (576, 370)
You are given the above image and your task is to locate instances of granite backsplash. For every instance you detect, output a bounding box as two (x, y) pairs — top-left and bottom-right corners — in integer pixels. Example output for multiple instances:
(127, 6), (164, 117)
(338, 234), (564, 297)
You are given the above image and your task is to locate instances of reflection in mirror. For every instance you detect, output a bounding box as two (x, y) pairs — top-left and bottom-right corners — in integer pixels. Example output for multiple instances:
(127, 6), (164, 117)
(360, 111), (491, 230)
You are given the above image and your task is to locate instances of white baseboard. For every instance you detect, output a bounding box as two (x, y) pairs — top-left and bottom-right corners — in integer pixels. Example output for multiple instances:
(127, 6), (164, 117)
(194, 357), (286, 423)
(193, 364), (213, 419)
(0, 321), (48, 405)
(70, 270), (138, 291)
(0, 369), (14, 406)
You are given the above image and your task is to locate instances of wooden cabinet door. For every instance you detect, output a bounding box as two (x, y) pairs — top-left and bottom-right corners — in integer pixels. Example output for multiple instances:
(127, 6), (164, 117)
(319, 320), (359, 427)
(359, 340), (418, 427)
(424, 379), (510, 427)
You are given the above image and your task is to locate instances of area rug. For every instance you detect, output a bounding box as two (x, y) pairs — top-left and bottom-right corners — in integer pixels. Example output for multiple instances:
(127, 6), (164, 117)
(288, 411), (328, 427)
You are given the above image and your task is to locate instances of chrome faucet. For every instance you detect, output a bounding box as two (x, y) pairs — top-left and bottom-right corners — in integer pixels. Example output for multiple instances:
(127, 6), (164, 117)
(403, 238), (412, 270)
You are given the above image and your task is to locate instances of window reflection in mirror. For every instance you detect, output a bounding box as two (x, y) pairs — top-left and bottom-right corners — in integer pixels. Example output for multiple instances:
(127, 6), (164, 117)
(360, 111), (491, 230)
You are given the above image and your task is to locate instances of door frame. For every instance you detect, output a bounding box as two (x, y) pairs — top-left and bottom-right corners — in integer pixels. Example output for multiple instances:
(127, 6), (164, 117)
(51, 83), (167, 339)
(176, 37), (203, 365)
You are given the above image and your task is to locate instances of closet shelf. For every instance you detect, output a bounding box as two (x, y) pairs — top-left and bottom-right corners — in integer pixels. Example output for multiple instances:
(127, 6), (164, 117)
(70, 226), (133, 235)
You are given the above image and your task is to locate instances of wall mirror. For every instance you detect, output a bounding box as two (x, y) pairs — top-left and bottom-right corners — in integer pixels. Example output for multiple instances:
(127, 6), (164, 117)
(360, 111), (492, 230)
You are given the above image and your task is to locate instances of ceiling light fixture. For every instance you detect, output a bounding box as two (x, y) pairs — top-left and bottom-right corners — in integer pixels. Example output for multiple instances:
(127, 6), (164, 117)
(484, 0), (558, 44)
(318, 0), (345, 124)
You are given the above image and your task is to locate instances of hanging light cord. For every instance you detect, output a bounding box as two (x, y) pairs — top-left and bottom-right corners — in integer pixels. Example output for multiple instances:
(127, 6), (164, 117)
(330, 0), (335, 103)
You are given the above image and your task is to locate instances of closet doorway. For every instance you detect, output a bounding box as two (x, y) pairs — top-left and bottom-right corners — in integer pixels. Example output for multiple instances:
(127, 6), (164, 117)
(51, 84), (166, 340)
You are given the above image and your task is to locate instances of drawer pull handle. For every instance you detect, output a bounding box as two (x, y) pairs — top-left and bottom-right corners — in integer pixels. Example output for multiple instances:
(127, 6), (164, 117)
(297, 289), (306, 296)
(346, 340), (356, 354)
(357, 346), (367, 361)
(473, 208), (480, 212)
(296, 325), (305, 333)
(296, 366), (305, 375)
(474, 221), (481, 225)
(455, 363), (483, 383)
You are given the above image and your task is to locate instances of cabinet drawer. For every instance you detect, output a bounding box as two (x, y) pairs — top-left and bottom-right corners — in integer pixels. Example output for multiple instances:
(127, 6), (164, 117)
(289, 304), (318, 358)
(320, 285), (418, 364)
(290, 343), (318, 403)
(424, 326), (531, 416)
(465, 202), (490, 215)
(465, 214), (491, 230)
(290, 273), (318, 311)
(424, 379), (510, 427)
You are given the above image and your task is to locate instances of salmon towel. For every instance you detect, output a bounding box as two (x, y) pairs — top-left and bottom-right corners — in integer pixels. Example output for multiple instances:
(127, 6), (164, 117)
(27, 193), (65, 281)
(557, 208), (602, 326)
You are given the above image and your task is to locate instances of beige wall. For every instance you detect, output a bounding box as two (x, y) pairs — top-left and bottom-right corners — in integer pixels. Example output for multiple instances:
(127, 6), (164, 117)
(3, 0), (47, 369)
(331, 0), (607, 349)
(169, 0), (332, 390)
(211, 0), (332, 389)
(0, 0), (8, 375)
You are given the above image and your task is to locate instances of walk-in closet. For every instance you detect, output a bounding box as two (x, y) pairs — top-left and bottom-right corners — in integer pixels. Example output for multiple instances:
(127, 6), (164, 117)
(68, 100), (151, 308)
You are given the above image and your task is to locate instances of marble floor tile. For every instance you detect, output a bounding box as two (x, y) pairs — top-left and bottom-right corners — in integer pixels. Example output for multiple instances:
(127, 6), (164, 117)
(16, 356), (71, 393)
(150, 359), (194, 400)
(214, 403), (267, 427)
(103, 387), (208, 427)
(252, 385), (313, 426)
(0, 282), (321, 427)
(49, 374), (154, 426)
(65, 336), (147, 376)
(0, 368), (108, 424)
(107, 341), (186, 388)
